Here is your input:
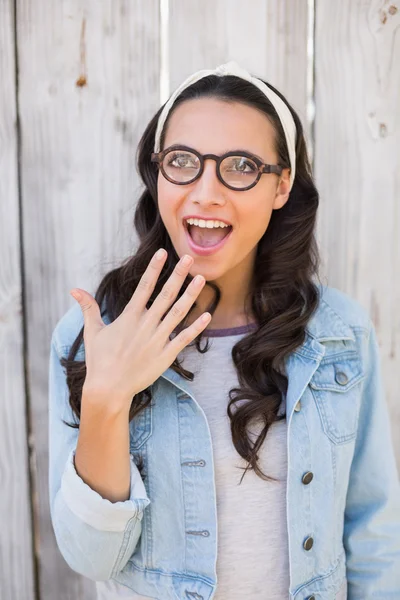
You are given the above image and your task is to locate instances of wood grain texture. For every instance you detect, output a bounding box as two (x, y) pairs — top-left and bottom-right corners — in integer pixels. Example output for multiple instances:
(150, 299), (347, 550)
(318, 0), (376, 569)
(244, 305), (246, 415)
(6, 0), (399, 597)
(314, 0), (400, 462)
(168, 0), (311, 144)
(0, 1), (35, 599)
(16, 1), (160, 597)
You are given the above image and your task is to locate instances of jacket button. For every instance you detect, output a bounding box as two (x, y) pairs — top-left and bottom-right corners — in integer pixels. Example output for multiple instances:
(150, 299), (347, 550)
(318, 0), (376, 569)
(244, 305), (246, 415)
(335, 370), (348, 385)
(306, 596), (315, 600)
(302, 471), (314, 485)
(303, 536), (314, 550)
(294, 400), (301, 412)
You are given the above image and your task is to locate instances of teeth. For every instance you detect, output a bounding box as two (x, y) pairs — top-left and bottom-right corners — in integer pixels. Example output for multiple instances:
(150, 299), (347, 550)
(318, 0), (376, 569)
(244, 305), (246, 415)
(185, 218), (230, 228)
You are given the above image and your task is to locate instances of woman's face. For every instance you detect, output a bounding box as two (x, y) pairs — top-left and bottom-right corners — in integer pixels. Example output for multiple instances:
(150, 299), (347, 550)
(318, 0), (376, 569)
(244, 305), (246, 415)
(157, 97), (290, 283)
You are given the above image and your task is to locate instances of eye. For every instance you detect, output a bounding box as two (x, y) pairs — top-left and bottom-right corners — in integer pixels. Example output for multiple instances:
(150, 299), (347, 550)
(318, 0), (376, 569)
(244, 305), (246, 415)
(166, 152), (198, 169)
(222, 156), (258, 173)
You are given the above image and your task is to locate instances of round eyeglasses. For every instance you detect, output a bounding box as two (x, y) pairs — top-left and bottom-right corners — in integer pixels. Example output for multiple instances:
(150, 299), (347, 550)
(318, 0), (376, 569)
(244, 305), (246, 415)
(151, 144), (283, 191)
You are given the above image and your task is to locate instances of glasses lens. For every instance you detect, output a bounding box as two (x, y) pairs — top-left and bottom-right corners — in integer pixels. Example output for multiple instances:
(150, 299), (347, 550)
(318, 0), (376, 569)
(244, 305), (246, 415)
(163, 149), (200, 183)
(220, 156), (258, 189)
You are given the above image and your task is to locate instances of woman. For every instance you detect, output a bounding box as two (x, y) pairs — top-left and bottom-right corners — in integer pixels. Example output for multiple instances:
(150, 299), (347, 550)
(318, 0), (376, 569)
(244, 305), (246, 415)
(48, 61), (400, 599)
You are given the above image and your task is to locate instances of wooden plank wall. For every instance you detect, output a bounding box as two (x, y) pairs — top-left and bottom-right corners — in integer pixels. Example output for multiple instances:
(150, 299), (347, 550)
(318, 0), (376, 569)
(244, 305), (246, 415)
(17, 1), (160, 599)
(1, 0), (398, 598)
(314, 0), (400, 458)
(0, 2), (35, 599)
(168, 0), (310, 140)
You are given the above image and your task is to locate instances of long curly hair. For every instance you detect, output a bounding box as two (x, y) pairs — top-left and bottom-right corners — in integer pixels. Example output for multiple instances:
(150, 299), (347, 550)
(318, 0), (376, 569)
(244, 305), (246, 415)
(60, 72), (322, 483)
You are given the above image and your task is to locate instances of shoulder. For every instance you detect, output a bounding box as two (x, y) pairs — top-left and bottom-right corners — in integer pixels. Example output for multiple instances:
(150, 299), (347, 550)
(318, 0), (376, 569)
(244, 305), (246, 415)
(319, 284), (371, 328)
(308, 283), (372, 341)
(51, 302), (85, 357)
(51, 294), (111, 357)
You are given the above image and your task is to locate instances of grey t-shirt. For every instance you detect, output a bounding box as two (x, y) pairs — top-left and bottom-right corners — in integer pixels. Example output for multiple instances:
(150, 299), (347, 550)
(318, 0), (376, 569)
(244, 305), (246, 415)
(177, 323), (290, 599)
(97, 322), (290, 599)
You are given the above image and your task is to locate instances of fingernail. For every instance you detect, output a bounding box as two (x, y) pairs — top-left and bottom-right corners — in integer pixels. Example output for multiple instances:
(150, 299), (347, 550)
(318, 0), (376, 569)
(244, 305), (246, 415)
(194, 275), (205, 286)
(181, 255), (192, 266)
(70, 290), (82, 301)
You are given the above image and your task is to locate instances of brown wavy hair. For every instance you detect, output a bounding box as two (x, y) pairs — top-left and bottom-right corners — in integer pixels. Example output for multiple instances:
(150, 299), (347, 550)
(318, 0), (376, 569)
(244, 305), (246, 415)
(60, 73), (322, 483)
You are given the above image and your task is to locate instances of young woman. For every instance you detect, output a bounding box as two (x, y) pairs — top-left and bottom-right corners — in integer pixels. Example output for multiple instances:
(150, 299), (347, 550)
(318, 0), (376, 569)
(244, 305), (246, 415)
(48, 61), (400, 600)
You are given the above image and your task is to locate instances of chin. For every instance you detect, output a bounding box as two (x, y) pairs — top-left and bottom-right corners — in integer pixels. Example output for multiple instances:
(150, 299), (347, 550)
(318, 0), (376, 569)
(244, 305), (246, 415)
(191, 261), (232, 282)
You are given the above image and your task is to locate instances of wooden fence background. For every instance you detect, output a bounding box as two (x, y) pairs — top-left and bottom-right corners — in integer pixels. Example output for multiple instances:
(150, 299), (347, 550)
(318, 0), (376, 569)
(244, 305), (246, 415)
(1, 0), (399, 598)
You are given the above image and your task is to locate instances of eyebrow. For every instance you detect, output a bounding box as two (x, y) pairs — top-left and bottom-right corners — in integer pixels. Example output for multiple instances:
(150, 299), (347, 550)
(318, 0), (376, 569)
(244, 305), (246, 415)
(238, 149), (266, 162)
(168, 143), (267, 164)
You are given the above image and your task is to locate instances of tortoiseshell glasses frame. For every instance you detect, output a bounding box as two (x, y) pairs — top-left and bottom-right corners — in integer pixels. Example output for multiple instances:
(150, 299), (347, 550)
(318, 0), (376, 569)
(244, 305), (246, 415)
(151, 144), (284, 191)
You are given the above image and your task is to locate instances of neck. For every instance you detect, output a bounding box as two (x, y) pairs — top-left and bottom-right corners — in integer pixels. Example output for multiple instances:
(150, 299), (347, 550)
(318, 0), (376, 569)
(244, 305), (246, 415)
(189, 254), (256, 329)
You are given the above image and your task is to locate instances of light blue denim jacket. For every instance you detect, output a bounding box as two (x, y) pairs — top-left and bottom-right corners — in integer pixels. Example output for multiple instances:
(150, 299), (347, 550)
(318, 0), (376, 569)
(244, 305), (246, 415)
(48, 284), (400, 599)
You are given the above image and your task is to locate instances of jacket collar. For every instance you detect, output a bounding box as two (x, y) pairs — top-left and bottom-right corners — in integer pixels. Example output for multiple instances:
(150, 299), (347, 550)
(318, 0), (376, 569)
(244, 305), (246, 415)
(160, 290), (355, 419)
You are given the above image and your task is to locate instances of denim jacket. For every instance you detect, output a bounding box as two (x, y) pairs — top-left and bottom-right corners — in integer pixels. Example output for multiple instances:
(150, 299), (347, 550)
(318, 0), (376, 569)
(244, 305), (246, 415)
(48, 284), (400, 599)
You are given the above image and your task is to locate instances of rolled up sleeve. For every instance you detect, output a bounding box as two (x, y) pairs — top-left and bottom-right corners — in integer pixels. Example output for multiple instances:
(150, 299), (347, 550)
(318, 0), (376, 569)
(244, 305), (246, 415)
(61, 448), (150, 532)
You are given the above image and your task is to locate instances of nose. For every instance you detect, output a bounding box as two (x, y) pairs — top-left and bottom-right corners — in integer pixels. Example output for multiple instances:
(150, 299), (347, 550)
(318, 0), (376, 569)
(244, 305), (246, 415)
(189, 158), (226, 205)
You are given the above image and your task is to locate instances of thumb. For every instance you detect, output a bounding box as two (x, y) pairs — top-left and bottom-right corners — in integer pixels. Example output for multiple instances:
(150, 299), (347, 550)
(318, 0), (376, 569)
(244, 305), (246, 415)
(70, 288), (103, 333)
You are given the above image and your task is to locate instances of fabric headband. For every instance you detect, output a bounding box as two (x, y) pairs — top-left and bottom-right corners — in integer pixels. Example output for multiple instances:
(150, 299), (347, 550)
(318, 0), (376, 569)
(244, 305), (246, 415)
(154, 60), (297, 190)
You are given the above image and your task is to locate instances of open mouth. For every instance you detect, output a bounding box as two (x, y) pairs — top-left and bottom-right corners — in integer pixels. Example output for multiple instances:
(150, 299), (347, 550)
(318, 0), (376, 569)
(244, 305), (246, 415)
(183, 220), (234, 256)
(184, 221), (233, 248)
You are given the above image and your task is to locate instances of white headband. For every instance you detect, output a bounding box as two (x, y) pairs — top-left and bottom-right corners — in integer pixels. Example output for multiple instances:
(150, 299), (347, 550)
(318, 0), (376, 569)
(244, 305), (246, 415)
(154, 60), (297, 190)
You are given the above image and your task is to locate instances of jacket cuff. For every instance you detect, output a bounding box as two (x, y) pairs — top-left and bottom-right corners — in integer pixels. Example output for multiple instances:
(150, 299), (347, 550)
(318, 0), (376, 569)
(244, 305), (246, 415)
(60, 449), (151, 532)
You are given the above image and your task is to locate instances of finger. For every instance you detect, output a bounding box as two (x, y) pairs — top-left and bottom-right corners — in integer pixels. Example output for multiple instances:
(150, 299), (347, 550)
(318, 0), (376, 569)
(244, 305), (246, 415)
(156, 273), (206, 340)
(148, 253), (194, 322)
(163, 311), (212, 358)
(70, 289), (103, 336)
(124, 249), (168, 314)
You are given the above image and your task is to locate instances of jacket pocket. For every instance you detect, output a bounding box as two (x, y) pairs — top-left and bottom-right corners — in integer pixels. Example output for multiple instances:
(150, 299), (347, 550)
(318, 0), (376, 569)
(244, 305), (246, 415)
(309, 354), (365, 444)
(293, 549), (347, 598)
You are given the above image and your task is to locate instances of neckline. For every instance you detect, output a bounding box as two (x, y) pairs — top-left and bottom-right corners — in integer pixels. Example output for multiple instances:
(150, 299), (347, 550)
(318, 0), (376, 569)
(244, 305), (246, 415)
(203, 321), (258, 337)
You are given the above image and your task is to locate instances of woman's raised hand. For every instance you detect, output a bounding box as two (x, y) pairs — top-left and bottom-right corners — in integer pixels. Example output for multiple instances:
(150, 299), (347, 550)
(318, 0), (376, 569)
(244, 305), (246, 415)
(70, 249), (211, 407)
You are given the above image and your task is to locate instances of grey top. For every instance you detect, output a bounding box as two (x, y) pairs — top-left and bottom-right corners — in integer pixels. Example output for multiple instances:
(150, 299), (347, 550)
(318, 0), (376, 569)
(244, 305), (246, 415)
(96, 322), (290, 599)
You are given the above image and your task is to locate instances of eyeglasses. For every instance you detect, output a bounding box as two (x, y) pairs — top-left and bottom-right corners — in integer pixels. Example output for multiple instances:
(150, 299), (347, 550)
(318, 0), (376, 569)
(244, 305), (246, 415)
(151, 144), (283, 191)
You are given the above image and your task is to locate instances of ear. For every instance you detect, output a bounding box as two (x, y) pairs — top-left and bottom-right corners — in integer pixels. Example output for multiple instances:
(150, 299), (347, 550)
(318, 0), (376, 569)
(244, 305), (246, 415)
(272, 167), (291, 210)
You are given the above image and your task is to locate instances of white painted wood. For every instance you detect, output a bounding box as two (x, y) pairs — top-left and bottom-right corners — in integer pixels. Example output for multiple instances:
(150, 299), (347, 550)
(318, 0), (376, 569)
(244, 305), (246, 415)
(17, 1), (160, 597)
(314, 0), (400, 464)
(168, 0), (311, 145)
(0, 2), (35, 599)
(5, 0), (398, 596)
